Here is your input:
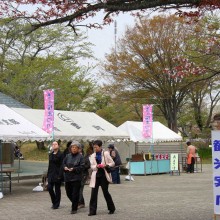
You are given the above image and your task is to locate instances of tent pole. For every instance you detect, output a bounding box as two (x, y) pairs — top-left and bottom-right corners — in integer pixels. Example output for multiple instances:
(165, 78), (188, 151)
(129, 142), (131, 180)
(18, 156), (20, 183)
(0, 140), (3, 198)
(17, 142), (22, 183)
(125, 141), (133, 181)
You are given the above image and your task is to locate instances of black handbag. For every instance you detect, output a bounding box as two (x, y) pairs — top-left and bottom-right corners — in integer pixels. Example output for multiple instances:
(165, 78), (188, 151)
(105, 165), (111, 173)
(103, 152), (112, 173)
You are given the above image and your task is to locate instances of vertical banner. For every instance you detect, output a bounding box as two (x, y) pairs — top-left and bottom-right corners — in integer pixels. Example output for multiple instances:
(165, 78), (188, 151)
(170, 153), (178, 171)
(212, 131), (220, 215)
(42, 89), (54, 134)
(142, 104), (153, 138)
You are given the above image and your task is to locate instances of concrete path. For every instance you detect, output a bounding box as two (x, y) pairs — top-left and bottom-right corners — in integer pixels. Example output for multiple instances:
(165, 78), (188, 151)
(0, 164), (213, 220)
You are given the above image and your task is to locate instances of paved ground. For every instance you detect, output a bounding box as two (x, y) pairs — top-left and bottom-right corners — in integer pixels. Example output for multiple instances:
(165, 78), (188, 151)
(0, 164), (214, 220)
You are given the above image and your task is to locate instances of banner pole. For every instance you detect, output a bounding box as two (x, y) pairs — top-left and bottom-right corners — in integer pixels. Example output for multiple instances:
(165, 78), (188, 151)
(43, 89), (55, 142)
(0, 140), (3, 198)
(51, 88), (55, 150)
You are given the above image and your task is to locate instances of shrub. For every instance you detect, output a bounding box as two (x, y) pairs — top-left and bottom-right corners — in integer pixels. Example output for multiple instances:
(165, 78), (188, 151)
(197, 147), (212, 159)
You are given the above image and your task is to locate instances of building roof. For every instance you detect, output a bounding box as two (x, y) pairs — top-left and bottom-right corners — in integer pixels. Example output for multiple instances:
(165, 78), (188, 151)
(0, 92), (30, 109)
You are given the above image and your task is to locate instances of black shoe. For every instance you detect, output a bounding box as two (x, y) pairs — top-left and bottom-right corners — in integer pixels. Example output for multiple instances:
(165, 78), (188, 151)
(51, 205), (59, 209)
(71, 210), (77, 214)
(108, 210), (115, 214)
(78, 204), (85, 209)
(88, 213), (96, 216)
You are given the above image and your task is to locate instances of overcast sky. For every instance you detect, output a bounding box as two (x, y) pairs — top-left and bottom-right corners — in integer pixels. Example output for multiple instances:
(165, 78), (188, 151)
(86, 14), (135, 60)
(78, 13), (136, 75)
(20, 4), (136, 76)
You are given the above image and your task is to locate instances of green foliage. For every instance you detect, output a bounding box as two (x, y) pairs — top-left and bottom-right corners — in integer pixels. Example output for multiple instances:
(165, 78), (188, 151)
(100, 14), (220, 134)
(21, 143), (49, 161)
(197, 147), (212, 159)
(190, 140), (212, 159)
(0, 19), (96, 110)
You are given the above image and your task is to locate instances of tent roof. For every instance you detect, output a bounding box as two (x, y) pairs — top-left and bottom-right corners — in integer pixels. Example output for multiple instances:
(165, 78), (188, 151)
(0, 92), (30, 109)
(0, 105), (49, 142)
(12, 108), (129, 141)
(118, 121), (182, 143)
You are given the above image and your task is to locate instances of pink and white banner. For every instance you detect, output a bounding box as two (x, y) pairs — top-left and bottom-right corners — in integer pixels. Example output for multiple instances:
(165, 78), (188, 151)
(142, 104), (153, 138)
(42, 89), (54, 134)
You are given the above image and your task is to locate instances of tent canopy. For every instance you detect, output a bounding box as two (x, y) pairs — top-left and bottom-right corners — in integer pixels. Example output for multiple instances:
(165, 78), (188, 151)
(0, 105), (49, 142)
(118, 121), (182, 143)
(12, 108), (129, 141)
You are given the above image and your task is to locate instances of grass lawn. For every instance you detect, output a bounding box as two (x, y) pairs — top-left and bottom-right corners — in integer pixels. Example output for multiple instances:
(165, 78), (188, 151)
(20, 142), (49, 161)
(201, 158), (212, 164)
(20, 142), (66, 161)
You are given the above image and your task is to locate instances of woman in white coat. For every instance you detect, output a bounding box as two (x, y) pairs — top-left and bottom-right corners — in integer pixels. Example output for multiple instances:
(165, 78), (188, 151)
(88, 140), (116, 216)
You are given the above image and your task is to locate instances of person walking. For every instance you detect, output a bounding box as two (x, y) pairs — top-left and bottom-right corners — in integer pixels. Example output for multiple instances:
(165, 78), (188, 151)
(108, 144), (122, 184)
(63, 141), (85, 214)
(78, 144), (91, 209)
(88, 140), (116, 216)
(186, 141), (196, 173)
(63, 141), (72, 159)
(47, 141), (63, 209)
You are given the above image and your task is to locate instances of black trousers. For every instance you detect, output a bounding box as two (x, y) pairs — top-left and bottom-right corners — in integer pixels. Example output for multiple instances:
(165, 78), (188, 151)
(78, 175), (87, 205)
(65, 181), (81, 211)
(111, 167), (120, 184)
(89, 175), (115, 214)
(48, 181), (61, 208)
(187, 157), (195, 173)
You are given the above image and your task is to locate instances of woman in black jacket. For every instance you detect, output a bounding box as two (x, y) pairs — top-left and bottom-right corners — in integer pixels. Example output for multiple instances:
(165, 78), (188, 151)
(47, 141), (63, 209)
(63, 141), (85, 214)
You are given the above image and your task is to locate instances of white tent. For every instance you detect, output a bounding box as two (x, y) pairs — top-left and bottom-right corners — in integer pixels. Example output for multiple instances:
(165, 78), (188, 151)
(0, 104), (49, 198)
(12, 108), (129, 141)
(0, 105), (49, 142)
(118, 121), (182, 143)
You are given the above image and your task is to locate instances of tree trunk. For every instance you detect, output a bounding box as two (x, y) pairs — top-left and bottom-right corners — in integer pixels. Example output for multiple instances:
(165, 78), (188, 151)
(36, 141), (46, 150)
(161, 99), (178, 133)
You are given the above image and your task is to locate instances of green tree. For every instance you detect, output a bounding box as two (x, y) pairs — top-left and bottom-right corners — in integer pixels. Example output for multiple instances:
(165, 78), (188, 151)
(182, 15), (220, 133)
(0, 20), (95, 109)
(103, 15), (204, 132)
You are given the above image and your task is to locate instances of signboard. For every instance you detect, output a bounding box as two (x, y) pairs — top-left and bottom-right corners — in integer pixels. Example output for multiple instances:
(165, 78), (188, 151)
(142, 104), (153, 138)
(42, 89), (54, 134)
(170, 153), (179, 171)
(155, 154), (169, 160)
(212, 131), (220, 215)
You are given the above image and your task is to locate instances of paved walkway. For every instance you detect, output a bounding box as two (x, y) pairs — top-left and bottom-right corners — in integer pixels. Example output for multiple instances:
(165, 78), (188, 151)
(0, 164), (213, 220)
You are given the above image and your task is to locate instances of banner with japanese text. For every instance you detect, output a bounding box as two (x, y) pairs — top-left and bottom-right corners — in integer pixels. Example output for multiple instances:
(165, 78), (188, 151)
(170, 153), (178, 171)
(42, 89), (54, 134)
(142, 104), (153, 139)
(212, 130), (220, 214)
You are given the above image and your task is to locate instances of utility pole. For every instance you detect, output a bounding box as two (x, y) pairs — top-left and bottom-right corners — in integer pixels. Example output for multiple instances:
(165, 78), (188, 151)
(114, 21), (117, 55)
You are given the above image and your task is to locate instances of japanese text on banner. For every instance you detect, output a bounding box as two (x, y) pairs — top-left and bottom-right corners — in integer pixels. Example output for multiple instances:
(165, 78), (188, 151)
(212, 131), (220, 215)
(170, 153), (178, 171)
(142, 104), (153, 138)
(42, 89), (54, 134)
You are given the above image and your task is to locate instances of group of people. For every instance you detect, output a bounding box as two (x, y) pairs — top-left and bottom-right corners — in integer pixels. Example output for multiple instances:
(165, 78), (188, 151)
(47, 139), (121, 216)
